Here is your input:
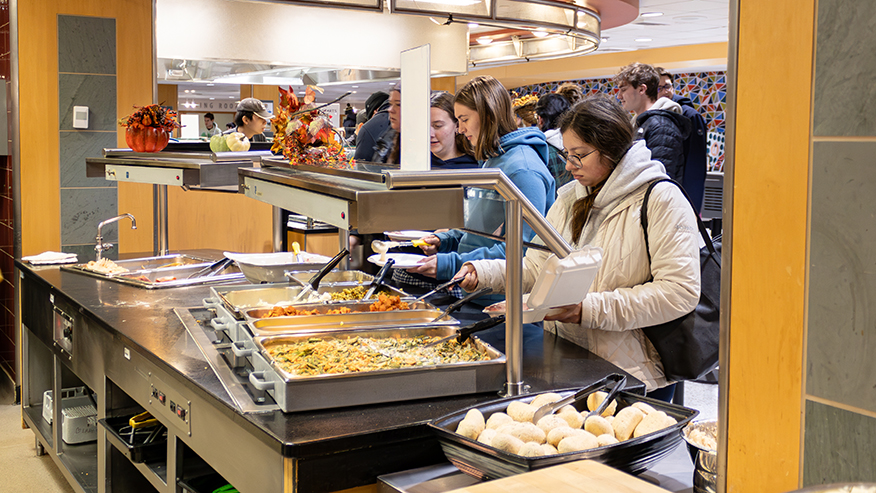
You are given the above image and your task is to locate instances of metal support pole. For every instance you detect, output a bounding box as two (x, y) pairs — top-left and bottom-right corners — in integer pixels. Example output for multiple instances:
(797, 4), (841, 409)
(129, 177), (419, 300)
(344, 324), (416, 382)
(154, 184), (169, 256)
(272, 206), (284, 252)
(338, 228), (350, 270)
(503, 199), (527, 396)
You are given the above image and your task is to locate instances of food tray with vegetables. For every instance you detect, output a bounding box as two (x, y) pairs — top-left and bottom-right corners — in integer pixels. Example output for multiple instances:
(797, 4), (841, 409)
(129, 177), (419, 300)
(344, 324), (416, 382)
(428, 379), (698, 480)
(209, 282), (409, 319)
(247, 325), (506, 412)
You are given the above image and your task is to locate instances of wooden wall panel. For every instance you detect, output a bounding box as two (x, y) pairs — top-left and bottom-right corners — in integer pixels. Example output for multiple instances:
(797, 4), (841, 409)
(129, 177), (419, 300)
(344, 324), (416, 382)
(431, 76), (455, 94)
(167, 189), (273, 253)
(725, 0), (814, 491)
(18, 0), (154, 256)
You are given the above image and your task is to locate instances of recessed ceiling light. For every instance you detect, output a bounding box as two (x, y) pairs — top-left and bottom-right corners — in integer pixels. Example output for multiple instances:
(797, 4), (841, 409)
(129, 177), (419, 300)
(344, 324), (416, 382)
(352, 91), (357, 94)
(531, 29), (549, 38)
(209, 97), (215, 100)
(206, 83), (214, 86)
(229, 96), (235, 99)
(601, 37), (609, 43)
(476, 36), (493, 45)
(352, 85), (359, 88)
(389, 82), (396, 85)
(468, 23), (479, 28)
(635, 38), (653, 42)
(640, 12), (663, 18)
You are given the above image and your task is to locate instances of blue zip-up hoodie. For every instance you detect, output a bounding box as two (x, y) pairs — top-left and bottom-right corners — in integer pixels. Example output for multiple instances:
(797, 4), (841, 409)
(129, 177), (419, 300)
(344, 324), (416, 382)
(433, 127), (556, 281)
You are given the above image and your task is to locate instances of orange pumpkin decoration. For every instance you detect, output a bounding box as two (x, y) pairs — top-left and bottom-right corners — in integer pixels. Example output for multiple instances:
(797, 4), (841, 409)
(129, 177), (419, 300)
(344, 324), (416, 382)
(125, 126), (170, 153)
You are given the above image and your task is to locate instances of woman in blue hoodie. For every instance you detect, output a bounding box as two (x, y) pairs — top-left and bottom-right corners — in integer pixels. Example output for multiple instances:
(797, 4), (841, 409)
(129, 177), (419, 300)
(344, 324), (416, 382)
(407, 75), (556, 283)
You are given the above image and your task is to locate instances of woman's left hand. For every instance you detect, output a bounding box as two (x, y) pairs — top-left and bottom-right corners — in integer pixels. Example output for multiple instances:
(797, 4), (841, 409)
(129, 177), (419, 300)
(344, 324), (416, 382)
(407, 255), (437, 278)
(543, 303), (582, 324)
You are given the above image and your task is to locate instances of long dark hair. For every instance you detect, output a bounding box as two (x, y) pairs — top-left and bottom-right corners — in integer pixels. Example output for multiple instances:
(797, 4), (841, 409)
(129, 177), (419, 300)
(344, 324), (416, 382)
(430, 91), (472, 157)
(454, 76), (518, 161)
(535, 93), (572, 131)
(557, 95), (634, 243)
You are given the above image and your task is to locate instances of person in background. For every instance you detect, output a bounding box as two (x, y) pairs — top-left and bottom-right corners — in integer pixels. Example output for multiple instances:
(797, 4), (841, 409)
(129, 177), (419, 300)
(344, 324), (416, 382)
(454, 95), (700, 401)
(201, 112), (221, 138)
(372, 87), (401, 164)
(556, 82), (584, 106)
(535, 93), (574, 188)
(225, 122), (235, 130)
(407, 75), (556, 284)
(354, 90), (391, 161)
(225, 98), (273, 142)
(614, 62), (691, 184)
(512, 94), (539, 128)
(655, 67), (709, 213)
(429, 91), (478, 169)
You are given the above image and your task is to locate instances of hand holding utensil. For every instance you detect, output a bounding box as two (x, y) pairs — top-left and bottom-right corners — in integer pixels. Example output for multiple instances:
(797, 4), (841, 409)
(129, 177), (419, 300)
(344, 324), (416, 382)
(431, 286), (493, 322)
(414, 276), (465, 302)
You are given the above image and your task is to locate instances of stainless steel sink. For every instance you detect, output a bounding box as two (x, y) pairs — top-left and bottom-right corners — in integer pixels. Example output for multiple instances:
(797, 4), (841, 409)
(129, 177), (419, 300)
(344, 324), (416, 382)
(61, 254), (245, 289)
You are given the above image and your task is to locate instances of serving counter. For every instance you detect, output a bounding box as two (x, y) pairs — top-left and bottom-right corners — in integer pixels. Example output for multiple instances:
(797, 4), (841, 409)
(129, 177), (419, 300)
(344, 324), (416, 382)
(16, 251), (644, 493)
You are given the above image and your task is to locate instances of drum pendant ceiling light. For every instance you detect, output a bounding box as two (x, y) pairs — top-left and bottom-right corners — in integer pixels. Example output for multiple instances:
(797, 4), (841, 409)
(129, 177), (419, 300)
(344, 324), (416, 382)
(390, 0), (638, 67)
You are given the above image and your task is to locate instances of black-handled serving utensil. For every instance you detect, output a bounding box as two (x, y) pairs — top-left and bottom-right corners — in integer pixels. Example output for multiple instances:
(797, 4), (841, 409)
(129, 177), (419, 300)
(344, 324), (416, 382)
(421, 314), (506, 349)
(363, 258), (395, 300)
(531, 373), (627, 423)
(186, 257), (232, 279)
(415, 276), (465, 302)
(431, 286), (493, 322)
(290, 248), (349, 303)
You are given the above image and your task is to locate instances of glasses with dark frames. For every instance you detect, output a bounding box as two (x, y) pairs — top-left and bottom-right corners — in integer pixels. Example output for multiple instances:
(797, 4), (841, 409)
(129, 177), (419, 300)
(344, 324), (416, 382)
(560, 148), (599, 169)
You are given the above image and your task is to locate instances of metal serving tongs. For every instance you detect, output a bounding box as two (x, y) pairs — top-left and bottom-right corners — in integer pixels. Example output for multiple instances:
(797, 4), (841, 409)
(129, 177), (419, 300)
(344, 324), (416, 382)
(531, 373), (627, 423)
(363, 258), (395, 300)
(415, 276), (465, 303)
(431, 286), (493, 322)
(186, 257), (233, 279)
(290, 248), (349, 303)
(420, 314), (506, 349)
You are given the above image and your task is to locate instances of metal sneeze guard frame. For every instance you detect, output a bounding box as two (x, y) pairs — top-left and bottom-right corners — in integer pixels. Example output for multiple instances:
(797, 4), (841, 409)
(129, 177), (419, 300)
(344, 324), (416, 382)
(384, 169), (573, 395)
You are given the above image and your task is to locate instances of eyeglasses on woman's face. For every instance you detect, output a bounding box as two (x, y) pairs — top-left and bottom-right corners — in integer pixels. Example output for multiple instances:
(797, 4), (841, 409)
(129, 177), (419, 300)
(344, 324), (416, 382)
(561, 148), (599, 169)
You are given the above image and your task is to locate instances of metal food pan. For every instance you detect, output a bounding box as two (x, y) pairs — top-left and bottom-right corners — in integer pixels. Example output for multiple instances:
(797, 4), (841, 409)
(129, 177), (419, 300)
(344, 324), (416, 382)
(247, 302), (458, 336)
(63, 253), (213, 278)
(248, 326), (505, 412)
(211, 283), (410, 318)
(113, 264), (244, 289)
(286, 270), (374, 284)
(429, 388), (699, 480)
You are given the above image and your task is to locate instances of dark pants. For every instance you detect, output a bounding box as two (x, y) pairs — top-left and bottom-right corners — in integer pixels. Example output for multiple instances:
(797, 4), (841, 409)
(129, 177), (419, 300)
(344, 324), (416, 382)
(646, 383), (677, 403)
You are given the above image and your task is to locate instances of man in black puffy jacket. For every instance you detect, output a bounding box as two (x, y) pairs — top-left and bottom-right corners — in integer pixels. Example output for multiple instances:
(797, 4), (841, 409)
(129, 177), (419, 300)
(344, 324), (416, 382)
(615, 63), (691, 186)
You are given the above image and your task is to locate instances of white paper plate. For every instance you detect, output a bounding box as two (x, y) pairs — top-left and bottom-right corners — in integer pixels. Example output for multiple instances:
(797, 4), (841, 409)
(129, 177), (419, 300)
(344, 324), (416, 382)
(384, 230), (433, 242)
(367, 253), (427, 269)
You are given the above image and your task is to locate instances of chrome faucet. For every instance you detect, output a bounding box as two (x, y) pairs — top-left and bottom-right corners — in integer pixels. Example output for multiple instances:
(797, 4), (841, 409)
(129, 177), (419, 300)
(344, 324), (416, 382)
(95, 213), (137, 261)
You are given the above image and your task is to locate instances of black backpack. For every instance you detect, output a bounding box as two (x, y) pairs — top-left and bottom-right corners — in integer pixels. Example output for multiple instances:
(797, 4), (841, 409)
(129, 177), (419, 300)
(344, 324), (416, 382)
(676, 98), (709, 213)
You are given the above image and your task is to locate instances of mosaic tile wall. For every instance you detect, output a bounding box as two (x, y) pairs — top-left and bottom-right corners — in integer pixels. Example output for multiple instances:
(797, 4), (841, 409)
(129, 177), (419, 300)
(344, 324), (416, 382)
(511, 71), (728, 171)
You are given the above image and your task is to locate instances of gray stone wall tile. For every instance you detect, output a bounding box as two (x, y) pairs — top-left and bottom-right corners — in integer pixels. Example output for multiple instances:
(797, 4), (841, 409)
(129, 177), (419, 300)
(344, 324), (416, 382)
(60, 188), (118, 245)
(807, 141), (876, 413)
(803, 400), (876, 485)
(60, 131), (118, 188)
(57, 15), (116, 75)
(813, 0), (876, 136)
(59, 74), (116, 131)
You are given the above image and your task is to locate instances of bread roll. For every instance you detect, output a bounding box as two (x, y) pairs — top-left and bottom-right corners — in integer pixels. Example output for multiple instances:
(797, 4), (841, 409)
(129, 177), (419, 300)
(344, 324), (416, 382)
(557, 431), (599, 453)
(541, 443), (559, 455)
(633, 410), (675, 438)
(477, 428), (497, 446)
(463, 409), (486, 431)
(518, 441), (546, 457)
(557, 407), (584, 429)
(586, 391), (618, 417)
(536, 415), (569, 435)
(491, 433), (525, 455)
(497, 422), (546, 444)
(612, 406), (645, 441)
(530, 392), (563, 409)
(486, 412), (514, 430)
(456, 420), (481, 440)
(506, 401), (537, 423)
(597, 434), (620, 447)
(584, 415), (613, 437)
(632, 402), (656, 415)
(547, 426), (580, 447)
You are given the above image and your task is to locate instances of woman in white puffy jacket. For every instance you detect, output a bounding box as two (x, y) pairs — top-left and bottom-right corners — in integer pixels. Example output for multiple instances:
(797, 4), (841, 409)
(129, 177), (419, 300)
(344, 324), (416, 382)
(455, 95), (700, 398)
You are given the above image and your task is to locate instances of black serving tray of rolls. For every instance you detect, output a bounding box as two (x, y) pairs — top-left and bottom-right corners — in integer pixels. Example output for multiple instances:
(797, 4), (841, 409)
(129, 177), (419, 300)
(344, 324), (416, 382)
(428, 387), (699, 480)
